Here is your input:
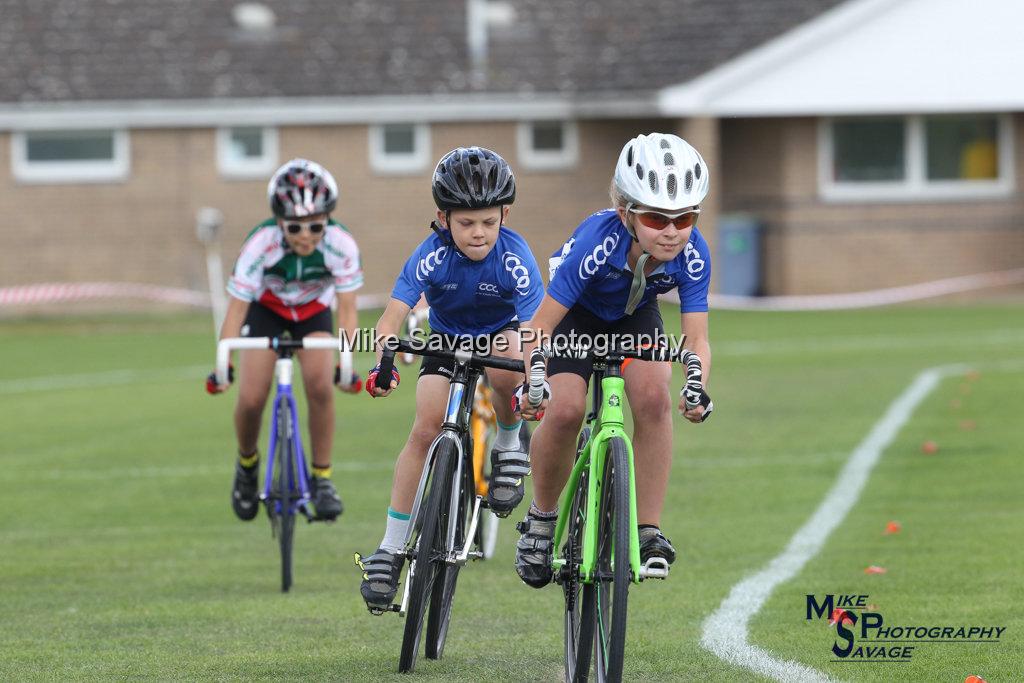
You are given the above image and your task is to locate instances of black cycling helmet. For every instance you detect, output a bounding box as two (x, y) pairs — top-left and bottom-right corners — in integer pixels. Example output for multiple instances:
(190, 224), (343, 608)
(432, 147), (516, 210)
(267, 158), (339, 219)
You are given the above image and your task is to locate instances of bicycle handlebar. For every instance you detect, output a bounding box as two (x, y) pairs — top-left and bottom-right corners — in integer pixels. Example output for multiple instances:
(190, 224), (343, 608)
(216, 337), (353, 389)
(373, 337), (545, 406)
(539, 343), (689, 364)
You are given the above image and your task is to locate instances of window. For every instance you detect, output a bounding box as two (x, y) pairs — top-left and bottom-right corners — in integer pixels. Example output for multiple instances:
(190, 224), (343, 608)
(11, 129), (129, 183)
(517, 120), (579, 170)
(369, 123), (430, 174)
(820, 114), (1013, 201)
(217, 126), (278, 178)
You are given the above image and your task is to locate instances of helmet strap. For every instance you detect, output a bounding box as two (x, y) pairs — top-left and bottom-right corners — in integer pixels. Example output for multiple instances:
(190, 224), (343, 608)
(624, 252), (652, 316)
(429, 219), (452, 246)
(622, 201), (639, 242)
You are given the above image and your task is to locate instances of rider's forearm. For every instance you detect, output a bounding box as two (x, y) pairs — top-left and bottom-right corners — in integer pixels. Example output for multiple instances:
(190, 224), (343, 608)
(219, 297), (250, 342)
(374, 298), (410, 365)
(336, 292), (358, 348)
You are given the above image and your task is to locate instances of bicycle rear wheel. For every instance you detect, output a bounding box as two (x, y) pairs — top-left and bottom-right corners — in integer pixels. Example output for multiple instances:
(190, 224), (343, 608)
(592, 437), (631, 683)
(275, 402), (297, 593)
(564, 429), (595, 683)
(425, 440), (471, 659)
(399, 439), (457, 672)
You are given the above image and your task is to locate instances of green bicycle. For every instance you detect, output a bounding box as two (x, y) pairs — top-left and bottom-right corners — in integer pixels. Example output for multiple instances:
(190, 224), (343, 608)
(535, 343), (705, 683)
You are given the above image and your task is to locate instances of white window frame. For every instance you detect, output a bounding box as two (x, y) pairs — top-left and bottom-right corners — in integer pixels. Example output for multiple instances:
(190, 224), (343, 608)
(369, 123), (430, 174)
(818, 114), (1015, 202)
(216, 126), (278, 179)
(10, 129), (130, 184)
(516, 120), (579, 171)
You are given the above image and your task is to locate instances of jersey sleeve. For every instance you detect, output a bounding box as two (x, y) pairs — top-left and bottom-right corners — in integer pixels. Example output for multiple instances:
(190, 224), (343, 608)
(326, 228), (364, 293)
(546, 235), (590, 310)
(502, 235), (545, 322)
(676, 231), (711, 313)
(391, 238), (442, 308)
(226, 227), (272, 302)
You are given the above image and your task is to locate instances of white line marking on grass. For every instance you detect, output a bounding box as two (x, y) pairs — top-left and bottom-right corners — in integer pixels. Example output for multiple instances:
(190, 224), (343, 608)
(700, 363), (968, 682)
(0, 365), (209, 394)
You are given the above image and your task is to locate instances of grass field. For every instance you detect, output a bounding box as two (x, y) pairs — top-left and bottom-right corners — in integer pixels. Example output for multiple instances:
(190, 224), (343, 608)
(1, 302), (1022, 681)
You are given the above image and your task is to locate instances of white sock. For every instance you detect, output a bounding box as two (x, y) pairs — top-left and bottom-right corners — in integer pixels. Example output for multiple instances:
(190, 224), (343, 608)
(380, 507), (410, 552)
(494, 419), (523, 450)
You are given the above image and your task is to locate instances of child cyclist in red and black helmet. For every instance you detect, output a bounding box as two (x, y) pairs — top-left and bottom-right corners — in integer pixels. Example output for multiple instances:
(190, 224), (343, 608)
(207, 158), (363, 522)
(356, 147), (544, 612)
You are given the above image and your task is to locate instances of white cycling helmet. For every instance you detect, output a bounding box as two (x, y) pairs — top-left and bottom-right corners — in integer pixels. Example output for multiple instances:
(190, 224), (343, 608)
(613, 133), (709, 213)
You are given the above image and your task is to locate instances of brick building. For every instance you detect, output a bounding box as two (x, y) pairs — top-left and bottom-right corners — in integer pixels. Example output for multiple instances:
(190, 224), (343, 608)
(0, 0), (1020, 301)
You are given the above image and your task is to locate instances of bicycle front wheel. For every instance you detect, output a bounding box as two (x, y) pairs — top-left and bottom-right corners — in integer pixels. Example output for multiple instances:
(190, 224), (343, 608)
(399, 439), (457, 672)
(592, 436), (631, 683)
(275, 402), (297, 594)
(425, 440), (471, 659)
(564, 428), (595, 683)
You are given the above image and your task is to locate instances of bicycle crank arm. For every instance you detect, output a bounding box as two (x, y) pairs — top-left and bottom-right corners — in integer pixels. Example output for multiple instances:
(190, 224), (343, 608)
(638, 557), (670, 580)
(455, 495), (484, 564)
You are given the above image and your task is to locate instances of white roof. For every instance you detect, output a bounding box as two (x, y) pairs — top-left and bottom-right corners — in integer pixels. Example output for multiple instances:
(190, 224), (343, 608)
(660, 0), (1024, 116)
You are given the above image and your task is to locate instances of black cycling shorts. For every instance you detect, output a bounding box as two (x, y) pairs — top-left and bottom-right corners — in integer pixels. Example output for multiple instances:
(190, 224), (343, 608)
(546, 299), (665, 382)
(418, 322), (520, 379)
(241, 302), (334, 340)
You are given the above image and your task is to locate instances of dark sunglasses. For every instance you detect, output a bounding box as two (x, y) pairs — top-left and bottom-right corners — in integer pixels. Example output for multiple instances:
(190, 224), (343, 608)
(284, 221), (325, 235)
(628, 207), (700, 230)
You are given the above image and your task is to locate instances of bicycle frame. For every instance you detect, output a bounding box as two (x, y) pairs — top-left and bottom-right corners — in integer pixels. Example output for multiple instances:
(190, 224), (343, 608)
(551, 361), (643, 585)
(397, 349), (485, 615)
(261, 352), (313, 518)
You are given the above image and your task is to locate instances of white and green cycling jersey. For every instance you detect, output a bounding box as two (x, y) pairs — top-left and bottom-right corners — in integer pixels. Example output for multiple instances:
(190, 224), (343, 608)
(227, 218), (363, 321)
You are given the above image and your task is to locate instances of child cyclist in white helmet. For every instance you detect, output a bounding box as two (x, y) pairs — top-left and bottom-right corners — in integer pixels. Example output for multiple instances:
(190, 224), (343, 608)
(515, 133), (715, 587)
(207, 158), (363, 522)
(357, 147), (544, 611)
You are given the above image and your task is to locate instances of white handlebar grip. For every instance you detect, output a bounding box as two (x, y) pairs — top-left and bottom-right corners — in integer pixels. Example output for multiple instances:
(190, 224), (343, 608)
(528, 348), (546, 407)
(681, 350), (704, 409)
(216, 337), (271, 385)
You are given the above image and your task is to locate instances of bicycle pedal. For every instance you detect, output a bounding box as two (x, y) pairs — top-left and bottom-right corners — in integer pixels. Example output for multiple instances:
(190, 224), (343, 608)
(638, 557), (670, 580)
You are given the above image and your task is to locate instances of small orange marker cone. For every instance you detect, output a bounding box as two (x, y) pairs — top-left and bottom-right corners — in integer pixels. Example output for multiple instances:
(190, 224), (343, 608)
(884, 521), (902, 535)
(829, 608), (853, 626)
(950, 399), (962, 409)
(921, 441), (939, 454)
(864, 565), (887, 575)
(965, 676), (987, 683)
(959, 419), (977, 431)
(965, 371), (981, 382)
(866, 604), (878, 611)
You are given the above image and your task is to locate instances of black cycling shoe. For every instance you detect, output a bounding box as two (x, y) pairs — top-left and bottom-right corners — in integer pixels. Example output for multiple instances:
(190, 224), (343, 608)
(231, 460), (260, 521)
(639, 526), (676, 565)
(311, 475), (343, 520)
(515, 509), (556, 588)
(356, 548), (404, 613)
(487, 446), (530, 517)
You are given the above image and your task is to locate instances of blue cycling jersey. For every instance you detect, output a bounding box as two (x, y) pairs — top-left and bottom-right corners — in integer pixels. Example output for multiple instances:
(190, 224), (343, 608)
(391, 227), (544, 335)
(547, 210), (711, 322)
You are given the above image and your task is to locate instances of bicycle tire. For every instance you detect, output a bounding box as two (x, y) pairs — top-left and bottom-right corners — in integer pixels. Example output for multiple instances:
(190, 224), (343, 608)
(425, 443), (470, 659)
(399, 439), (457, 672)
(564, 428), (595, 683)
(592, 436), (630, 683)
(276, 402), (297, 594)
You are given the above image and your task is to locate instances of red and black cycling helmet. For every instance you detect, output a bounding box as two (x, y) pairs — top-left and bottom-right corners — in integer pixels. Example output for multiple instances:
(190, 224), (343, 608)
(432, 147), (516, 210)
(267, 158), (339, 219)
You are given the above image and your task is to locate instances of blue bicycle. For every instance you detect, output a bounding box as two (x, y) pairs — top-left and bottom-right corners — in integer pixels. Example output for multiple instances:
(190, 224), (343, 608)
(217, 336), (354, 592)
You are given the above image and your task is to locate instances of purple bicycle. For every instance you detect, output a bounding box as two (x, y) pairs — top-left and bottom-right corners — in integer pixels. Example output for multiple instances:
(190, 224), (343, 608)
(217, 336), (354, 592)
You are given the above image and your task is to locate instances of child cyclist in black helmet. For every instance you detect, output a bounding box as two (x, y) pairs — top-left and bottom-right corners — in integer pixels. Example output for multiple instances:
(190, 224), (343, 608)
(357, 147), (544, 611)
(207, 158), (363, 522)
(515, 134), (715, 587)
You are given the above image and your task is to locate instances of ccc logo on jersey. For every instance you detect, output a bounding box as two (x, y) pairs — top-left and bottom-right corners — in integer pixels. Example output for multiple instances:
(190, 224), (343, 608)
(684, 243), (705, 281)
(416, 246), (448, 282)
(478, 282), (500, 295)
(578, 234), (620, 280)
(502, 252), (531, 295)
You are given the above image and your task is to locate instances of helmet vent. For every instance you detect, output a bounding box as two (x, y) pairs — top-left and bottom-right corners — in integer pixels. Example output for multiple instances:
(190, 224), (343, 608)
(667, 173), (677, 199)
(635, 163), (644, 180)
(684, 170), (694, 192)
(694, 162), (702, 179)
(626, 145), (634, 167)
(659, 138), (671, 149)
(648, 170), (658, 193)
(664, 152), (675, 167)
